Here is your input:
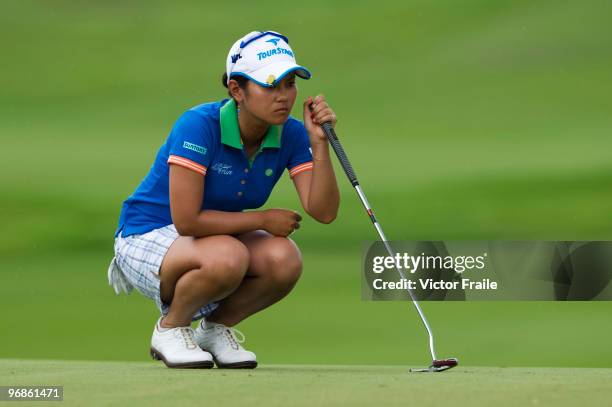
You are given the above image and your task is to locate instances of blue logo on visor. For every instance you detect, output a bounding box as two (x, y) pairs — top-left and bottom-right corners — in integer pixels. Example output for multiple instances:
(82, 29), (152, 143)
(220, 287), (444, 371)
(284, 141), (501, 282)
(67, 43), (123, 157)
(257, 47), (294, 61)
(266, 38), (281, 46)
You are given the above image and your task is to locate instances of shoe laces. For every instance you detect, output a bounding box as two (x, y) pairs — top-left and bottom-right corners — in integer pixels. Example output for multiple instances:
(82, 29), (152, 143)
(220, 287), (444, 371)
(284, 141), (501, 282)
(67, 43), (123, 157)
(174, 327), (197, 350)
(214, 325), (245, 351)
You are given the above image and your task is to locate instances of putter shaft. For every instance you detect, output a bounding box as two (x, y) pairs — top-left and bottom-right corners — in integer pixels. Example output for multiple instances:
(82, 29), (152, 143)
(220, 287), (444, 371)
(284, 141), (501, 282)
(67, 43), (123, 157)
(320, 122), (438, 361)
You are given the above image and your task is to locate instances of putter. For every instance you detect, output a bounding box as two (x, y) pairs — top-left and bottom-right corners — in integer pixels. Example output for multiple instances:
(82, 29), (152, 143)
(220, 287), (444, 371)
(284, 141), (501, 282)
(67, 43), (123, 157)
(318, 119), (459, 373)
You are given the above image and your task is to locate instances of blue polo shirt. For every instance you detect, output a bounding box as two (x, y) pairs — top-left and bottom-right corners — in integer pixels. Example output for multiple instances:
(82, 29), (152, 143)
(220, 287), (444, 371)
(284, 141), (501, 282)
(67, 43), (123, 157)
(114, 98), (313, 238)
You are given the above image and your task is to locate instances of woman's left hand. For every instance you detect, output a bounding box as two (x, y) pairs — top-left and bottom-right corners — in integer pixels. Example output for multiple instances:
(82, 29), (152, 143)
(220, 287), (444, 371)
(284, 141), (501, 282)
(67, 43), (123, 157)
(303, 95), (337, 144)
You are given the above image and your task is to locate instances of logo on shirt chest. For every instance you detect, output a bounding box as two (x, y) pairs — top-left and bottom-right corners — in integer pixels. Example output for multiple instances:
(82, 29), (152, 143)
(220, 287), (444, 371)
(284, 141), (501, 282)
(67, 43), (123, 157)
(211, 162), (233, 175)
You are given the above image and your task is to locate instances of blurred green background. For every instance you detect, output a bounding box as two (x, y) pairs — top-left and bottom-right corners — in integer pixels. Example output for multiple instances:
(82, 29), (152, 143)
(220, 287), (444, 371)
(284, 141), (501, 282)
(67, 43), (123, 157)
(1, 0), (611, 367)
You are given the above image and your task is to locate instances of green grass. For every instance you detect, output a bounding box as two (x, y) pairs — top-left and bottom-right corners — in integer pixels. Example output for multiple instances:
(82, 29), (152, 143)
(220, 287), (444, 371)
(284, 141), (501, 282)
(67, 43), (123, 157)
(2, 359), (612, 407)
(1, 0), (612, 376)
(2, 250), (612, 367)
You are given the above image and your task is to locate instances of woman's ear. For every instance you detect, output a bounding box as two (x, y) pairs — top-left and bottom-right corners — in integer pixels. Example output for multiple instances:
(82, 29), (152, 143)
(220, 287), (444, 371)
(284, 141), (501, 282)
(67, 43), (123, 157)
(228, 79), (244, 104)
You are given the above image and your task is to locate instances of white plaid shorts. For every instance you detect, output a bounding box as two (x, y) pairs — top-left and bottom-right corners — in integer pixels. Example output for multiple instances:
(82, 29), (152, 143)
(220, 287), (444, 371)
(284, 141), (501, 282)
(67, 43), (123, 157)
(109, 224), (219, 321)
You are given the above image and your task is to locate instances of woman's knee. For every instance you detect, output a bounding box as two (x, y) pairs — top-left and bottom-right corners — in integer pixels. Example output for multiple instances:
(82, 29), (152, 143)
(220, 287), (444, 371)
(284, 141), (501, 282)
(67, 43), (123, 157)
(262, 238), (303, 288)
(196, 236), (250, 290)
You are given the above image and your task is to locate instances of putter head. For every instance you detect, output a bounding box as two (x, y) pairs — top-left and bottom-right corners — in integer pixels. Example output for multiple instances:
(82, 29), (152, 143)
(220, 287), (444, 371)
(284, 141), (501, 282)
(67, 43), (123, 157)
(410, 358), (459, 373)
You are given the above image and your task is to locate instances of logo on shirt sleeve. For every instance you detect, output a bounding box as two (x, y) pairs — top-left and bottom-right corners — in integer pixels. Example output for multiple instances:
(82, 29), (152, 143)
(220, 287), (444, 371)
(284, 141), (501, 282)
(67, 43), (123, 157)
(182, 141), (207, 155)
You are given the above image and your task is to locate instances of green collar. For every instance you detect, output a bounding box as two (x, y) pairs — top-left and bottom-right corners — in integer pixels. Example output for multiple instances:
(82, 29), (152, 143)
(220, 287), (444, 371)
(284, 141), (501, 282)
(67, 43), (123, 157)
(219, 99), (282, 150)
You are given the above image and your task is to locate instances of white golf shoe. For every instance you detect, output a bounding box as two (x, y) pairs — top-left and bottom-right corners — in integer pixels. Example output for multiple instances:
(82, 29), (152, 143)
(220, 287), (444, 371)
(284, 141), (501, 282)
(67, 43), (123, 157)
(193, 320), (257, 369)
(150, 317), (214, 368)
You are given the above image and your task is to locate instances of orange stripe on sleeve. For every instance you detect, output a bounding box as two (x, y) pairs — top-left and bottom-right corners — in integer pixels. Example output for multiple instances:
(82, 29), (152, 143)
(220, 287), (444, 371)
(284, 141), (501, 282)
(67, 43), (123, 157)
(167, 155), (207, 175)
(289, 161), (313, 178)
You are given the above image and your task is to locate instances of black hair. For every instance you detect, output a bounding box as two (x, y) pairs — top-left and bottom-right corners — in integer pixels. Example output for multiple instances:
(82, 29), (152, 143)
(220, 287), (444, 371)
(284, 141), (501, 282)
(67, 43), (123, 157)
(222, 72), (249, 99)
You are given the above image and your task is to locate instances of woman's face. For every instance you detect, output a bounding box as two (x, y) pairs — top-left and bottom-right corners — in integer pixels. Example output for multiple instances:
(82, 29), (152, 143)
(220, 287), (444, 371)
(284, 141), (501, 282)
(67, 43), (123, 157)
(235, 73), (298, 125)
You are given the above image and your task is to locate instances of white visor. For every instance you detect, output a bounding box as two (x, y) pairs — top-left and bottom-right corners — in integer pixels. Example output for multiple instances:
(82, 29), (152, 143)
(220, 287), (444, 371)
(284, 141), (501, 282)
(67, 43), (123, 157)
(226, 31), (311, 88)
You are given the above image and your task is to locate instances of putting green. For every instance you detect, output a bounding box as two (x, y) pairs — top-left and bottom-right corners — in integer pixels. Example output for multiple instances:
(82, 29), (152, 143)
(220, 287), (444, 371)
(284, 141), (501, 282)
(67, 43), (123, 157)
(2, 359), (611, 406)
(2, 0), (612, 383)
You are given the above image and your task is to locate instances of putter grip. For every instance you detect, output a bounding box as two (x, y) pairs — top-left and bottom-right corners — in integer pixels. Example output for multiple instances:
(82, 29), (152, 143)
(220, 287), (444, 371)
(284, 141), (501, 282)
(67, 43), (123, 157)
(321, 122), (359, 186)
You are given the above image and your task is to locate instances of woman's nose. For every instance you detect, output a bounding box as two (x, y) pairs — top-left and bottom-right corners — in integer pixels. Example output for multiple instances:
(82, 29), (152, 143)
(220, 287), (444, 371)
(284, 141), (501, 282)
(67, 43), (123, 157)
(275, 90), (289, 101)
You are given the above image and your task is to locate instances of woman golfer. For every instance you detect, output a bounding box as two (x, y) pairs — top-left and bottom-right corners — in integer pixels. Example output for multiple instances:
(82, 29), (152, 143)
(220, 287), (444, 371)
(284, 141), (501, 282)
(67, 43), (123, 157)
(107, 31), (339, 369)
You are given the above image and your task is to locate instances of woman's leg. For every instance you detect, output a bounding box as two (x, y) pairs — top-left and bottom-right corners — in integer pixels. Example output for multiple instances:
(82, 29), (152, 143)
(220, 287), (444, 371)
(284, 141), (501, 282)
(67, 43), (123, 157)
(158, 234), (250, 327)
(205, 230), (303, 327)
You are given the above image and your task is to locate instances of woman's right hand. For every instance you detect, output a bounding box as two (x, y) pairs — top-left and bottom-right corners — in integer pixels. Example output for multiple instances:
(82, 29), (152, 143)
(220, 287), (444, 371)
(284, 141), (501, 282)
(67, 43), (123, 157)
(261, 209), (302, 237)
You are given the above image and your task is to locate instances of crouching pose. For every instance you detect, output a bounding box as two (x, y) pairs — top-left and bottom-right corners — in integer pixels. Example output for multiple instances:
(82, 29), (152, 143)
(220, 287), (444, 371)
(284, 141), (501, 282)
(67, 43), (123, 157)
(108, 31), (339, 368)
